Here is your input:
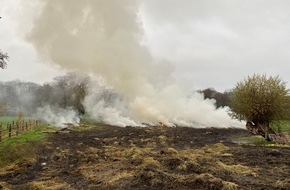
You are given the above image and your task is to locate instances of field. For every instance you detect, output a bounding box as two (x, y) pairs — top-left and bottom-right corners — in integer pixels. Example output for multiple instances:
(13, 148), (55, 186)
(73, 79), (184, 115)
(271, 120), (290, 134)
(0, 116), (35, 127)
(0, 116), (18, 126)
(0, 116), (41, 142)
(0, 124), (289, 190)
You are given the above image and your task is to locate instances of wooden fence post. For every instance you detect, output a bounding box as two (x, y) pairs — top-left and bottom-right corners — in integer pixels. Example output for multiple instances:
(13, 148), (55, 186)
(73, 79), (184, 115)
(8, 124), (12, 138)
(22, 121), (24, 131)
(13, 121), (15, 135)
(16, 124), (19, 136)
(0, 122), (2, 142)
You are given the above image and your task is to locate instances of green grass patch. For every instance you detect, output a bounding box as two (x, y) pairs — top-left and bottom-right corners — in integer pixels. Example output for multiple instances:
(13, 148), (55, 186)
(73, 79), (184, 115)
(0, 125), (55, 167)
(236, 121), (290, 146)
(235, 135), (289, 146)
(271, 120), (290, 134)
(0, 116), (36, 129)
(79, 115), (99, 125)
(234, 136), (275, 146)
(0, 116), (17, 125)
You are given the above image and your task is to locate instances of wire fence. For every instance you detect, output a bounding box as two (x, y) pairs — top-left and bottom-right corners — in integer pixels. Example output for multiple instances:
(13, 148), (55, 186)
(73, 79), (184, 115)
(0, 120), (41, 142)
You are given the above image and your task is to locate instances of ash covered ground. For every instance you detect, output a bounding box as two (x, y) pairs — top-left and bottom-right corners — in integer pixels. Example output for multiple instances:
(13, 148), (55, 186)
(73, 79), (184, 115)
(0, 125), (289, 190)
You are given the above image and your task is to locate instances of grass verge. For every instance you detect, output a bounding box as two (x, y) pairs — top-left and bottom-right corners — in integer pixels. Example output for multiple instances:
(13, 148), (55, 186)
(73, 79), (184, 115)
(0, 125), (55, 167)
(271, 120), (290, 134)
(234, 136), (274, 145)
(0, 116), (36, 131)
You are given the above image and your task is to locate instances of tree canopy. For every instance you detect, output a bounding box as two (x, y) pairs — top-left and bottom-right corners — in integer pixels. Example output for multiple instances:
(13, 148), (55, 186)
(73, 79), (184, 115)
(230, 74), (289, 139)
(201, 88), (232, 108)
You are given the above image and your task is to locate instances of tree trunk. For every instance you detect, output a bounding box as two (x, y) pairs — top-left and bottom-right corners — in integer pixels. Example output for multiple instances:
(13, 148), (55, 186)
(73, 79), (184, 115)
(246, 121), (275, 141)
(256, 122), (269, 141)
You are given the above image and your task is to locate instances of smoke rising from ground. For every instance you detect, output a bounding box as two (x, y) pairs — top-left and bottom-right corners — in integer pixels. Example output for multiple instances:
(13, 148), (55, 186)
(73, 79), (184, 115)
(28, 0), (243, 128)
(83, 82), (138, 127)
(0, 78), (83, 127)
(36, 105), (80, 127)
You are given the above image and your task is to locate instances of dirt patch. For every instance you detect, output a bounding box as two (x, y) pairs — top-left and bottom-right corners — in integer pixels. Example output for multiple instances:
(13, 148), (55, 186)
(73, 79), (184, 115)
(0, 125), (289, 190)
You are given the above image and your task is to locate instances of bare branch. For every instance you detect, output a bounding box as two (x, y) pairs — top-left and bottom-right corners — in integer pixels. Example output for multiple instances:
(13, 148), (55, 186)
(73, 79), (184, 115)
(0, 50), (9, 69)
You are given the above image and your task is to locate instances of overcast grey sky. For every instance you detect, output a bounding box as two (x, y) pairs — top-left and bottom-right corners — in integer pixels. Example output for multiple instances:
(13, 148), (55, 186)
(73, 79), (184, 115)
(1, 0), (290, 91)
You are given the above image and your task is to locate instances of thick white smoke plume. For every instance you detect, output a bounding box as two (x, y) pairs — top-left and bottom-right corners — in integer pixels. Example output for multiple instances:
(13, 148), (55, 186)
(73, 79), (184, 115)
(36, 105), (80, 128)
(28, 0), (243, 128)
(83, 82), (139, 127)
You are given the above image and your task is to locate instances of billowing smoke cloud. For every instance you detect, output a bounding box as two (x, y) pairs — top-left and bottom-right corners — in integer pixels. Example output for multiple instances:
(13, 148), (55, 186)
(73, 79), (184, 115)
(28, 0), (243, 128)
(83, 81), (139, 127)
(36, 105), (80, 127)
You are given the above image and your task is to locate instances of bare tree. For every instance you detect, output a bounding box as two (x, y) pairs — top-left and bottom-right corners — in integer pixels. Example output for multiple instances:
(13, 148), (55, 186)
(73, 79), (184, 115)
(0, 50), (9, 69)
(53, 72), (90, 114)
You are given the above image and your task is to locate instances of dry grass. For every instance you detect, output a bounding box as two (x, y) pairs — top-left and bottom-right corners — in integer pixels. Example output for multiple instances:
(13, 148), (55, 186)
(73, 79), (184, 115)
(140, 157), (161, 169)
(26, 178), (73, 190)
(222, 181), (239, 190)
(108, 170), (135, 184)
(0, 139), (253, 190)
(1, 126), (288, 189)
(274, 178), (290, 189)
(216, 161), (252, 175)
(76, 142), (250, 189)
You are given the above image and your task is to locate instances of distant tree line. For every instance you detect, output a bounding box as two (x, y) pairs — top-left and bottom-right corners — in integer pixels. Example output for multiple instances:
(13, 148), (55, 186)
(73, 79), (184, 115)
(1, 76), (233, 117)
(199, 88), (232, 108)
(0, 73), (90, 116)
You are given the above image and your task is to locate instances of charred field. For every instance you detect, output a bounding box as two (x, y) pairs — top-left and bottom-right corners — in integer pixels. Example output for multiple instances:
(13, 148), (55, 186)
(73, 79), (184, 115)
(0, 125), (289, 190)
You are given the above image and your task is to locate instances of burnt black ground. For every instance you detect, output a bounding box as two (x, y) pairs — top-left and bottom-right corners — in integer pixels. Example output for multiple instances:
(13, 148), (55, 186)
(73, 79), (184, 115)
(0, 125), (289, 190)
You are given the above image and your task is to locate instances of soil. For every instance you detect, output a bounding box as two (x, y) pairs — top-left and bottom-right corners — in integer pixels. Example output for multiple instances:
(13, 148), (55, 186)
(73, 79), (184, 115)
(0, 125), (289, 190)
